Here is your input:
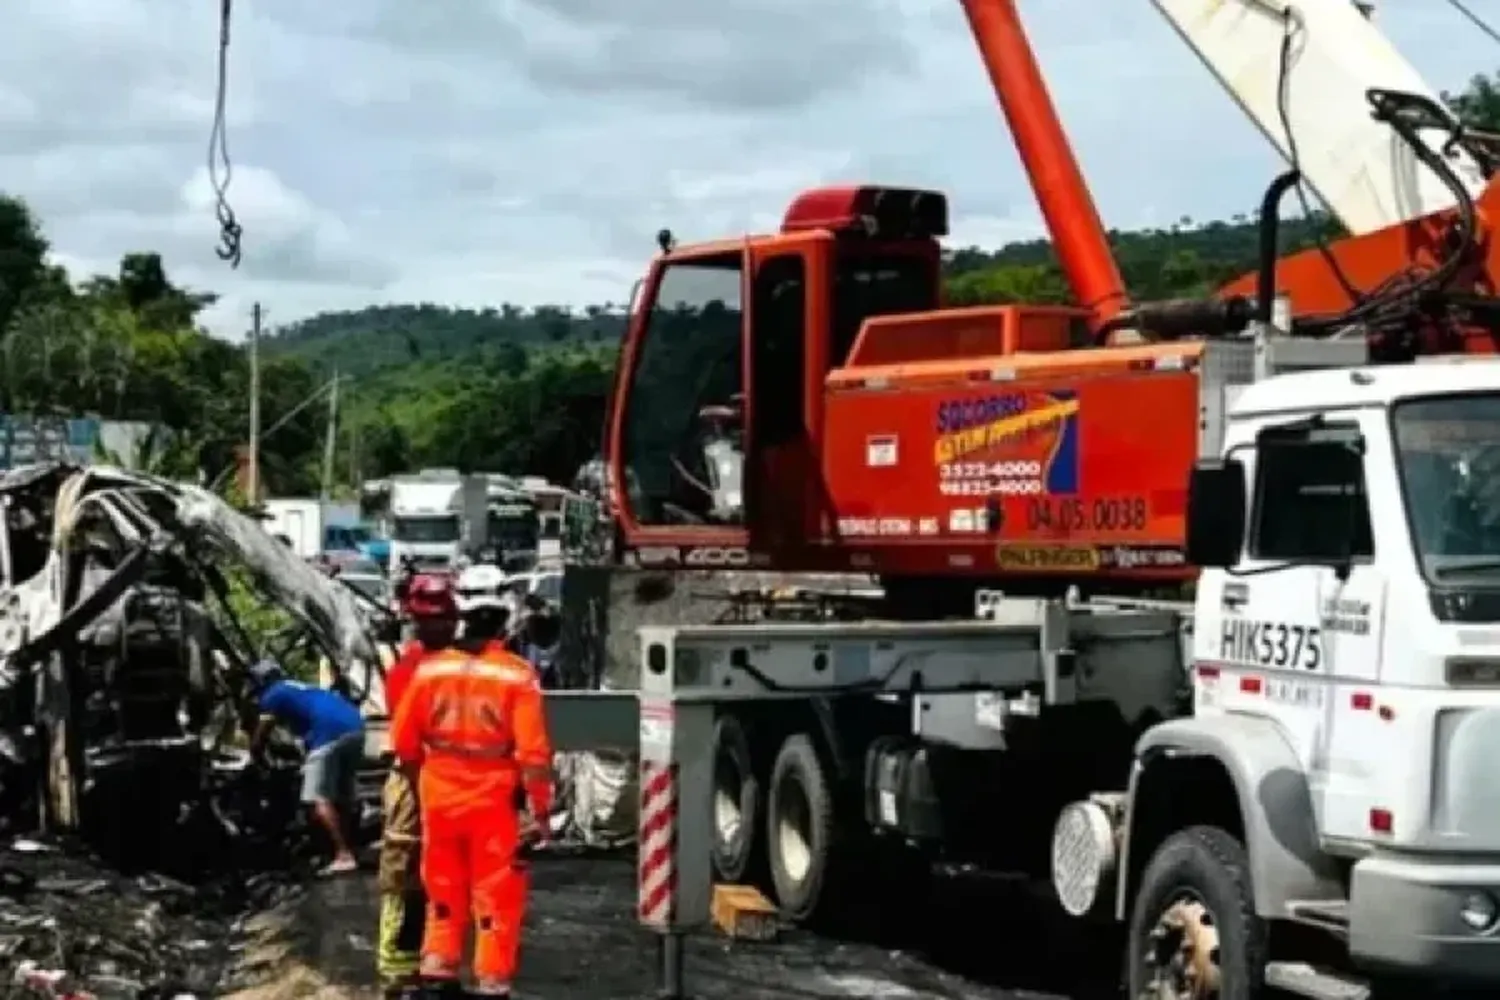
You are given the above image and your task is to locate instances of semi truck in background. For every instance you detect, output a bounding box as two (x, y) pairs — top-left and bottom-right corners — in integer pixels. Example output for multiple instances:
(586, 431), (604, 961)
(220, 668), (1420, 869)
(386, 469), (488, 571)
(519, 476), (600, 561)
(259, 498), (361, 560)
(487, 487), (542, 572)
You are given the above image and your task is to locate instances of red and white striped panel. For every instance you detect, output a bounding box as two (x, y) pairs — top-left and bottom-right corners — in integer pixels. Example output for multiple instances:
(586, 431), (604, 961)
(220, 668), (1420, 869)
(638, 759), (678, 927)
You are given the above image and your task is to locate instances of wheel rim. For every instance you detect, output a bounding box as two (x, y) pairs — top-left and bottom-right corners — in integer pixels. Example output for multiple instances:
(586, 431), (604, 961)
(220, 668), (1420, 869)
(714, 748), (743, 848)
(1141, 895), (1222, 1000)
(776, 776), (813, 885)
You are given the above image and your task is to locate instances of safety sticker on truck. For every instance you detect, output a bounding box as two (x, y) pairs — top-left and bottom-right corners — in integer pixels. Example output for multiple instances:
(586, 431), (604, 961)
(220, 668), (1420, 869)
(866, 435), (898, 467)
(1220, 619), (1323, 670)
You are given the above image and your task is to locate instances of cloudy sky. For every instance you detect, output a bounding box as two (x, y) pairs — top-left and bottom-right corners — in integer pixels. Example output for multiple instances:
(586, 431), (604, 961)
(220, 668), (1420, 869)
(1, 0), (1496, 339)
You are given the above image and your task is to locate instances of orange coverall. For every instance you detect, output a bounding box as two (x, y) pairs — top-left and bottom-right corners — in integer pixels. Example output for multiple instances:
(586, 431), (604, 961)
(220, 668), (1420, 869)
(389, 640), (553, 993)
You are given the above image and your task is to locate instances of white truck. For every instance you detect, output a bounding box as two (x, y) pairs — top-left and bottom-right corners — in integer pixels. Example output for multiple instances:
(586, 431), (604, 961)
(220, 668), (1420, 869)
(386, 470), (488, 572)
(259, 498), (360, 560)
(601, 333), (1500, 999)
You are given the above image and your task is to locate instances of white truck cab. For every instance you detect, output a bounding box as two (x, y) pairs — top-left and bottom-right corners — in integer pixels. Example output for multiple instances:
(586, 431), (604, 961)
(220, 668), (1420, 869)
(1101, 358), (1500, 996)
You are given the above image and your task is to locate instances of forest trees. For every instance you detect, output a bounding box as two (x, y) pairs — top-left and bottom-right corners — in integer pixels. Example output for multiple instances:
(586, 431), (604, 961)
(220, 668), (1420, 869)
(0, 193), (617, 493)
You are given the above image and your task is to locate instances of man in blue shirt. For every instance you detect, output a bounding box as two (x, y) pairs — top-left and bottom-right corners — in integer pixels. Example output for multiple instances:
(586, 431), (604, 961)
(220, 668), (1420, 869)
(249, 659), (366, 875)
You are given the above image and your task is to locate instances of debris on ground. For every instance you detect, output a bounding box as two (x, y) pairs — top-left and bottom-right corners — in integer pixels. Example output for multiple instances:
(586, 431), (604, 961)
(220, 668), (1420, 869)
(223, 856), (1104, 1000)
(0, 833), (299, 999)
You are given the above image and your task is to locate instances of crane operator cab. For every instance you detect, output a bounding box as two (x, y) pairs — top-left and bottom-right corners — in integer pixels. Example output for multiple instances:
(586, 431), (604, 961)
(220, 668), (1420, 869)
(608, 185), (945, 561)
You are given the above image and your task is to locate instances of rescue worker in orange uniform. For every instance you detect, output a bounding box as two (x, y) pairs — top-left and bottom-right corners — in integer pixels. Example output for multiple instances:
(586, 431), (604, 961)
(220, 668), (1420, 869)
(390, 589), (554, 998)
(377, 575), (460, 998)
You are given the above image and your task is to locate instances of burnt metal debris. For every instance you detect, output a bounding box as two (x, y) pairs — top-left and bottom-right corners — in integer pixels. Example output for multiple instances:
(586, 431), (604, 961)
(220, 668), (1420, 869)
(0, 462), (387, 998)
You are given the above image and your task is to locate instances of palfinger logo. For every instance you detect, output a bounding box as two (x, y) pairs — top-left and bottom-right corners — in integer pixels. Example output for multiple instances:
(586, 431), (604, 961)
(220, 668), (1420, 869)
(996, 544), (1100, 572)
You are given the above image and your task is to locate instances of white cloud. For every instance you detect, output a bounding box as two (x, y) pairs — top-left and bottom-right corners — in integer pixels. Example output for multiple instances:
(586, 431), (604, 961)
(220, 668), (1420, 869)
(1, 0), (1497, 339)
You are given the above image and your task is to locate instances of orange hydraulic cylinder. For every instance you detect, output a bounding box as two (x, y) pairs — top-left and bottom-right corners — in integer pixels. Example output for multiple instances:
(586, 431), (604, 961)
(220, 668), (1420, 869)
(958, 0), (1129, 330)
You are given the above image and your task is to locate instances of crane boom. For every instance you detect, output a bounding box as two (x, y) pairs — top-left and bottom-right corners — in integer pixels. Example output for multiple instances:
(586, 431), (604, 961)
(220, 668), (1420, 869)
(1152, 0), (1489, 236)
(958, 0), (1129, 328)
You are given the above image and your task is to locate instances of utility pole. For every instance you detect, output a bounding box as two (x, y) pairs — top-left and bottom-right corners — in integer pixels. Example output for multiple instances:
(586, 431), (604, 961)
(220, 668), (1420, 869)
(247, 302), (261, 506)
(348, 421), (361, 492)
(321, 367), (340, 499)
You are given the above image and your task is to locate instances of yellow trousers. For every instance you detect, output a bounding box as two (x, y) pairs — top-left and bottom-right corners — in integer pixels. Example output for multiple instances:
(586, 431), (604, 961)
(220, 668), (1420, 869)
(376, 768), (424, 986)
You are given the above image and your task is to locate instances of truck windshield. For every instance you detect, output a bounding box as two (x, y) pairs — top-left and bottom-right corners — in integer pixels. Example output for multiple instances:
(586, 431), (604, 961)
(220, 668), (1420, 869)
(1393, 392), (1500, 581)
(490, 511), (539, 551)
(393, 514), (460, 543)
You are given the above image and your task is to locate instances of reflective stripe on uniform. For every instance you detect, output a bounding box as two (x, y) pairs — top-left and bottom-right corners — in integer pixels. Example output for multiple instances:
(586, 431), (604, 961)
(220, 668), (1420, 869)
(418, 655), (534, 683)
(423, 736), (515, 760)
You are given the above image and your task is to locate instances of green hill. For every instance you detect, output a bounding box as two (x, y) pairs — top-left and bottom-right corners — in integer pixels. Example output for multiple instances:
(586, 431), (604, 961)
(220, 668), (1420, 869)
(262, 302), (628, 379)
(268, 212), (1337, 380)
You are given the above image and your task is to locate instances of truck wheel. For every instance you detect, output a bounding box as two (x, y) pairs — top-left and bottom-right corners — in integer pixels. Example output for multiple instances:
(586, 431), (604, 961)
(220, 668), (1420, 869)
(710, 714), (760, 883)
(767, 733), (834, 922)
(1128, 825), (1266, 1000)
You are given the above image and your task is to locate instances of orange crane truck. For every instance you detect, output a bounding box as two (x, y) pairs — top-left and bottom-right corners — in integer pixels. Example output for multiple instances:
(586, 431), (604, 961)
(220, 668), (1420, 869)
(573, 1), (1500, 997)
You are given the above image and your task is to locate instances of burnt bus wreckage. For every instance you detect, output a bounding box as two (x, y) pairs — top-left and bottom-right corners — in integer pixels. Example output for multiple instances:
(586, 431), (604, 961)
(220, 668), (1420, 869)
(0, 462), (381, 855)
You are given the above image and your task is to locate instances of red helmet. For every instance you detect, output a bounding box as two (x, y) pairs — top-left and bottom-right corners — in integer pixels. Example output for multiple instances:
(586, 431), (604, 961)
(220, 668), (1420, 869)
(405, 574), (458, 619)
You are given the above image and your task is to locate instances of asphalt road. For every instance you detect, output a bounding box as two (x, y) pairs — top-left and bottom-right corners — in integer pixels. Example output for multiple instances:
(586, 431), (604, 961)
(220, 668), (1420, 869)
(294, 855), (1119, 1000)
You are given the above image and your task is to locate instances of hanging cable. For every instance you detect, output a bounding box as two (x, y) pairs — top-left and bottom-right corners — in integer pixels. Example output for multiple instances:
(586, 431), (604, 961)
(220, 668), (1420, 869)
(1274, 6), (1362, 305)
(1446, 0), (1500, 48)
(209, 0), (243, 267)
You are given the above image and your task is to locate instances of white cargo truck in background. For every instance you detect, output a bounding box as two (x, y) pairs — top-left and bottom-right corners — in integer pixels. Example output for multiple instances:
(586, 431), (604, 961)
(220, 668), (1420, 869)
(259, 498), (360, 560)
(386, 469), (488, 571)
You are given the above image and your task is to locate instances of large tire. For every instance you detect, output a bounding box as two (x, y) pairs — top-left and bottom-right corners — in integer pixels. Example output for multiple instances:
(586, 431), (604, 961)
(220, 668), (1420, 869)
(710, 714), (761, 884)
(766, 733), (835, 922)
(1127, 825), (1267, 1000)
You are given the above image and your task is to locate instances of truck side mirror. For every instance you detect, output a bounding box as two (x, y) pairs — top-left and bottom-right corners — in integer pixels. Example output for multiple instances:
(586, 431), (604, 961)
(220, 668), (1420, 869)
(1186, 458), (1246, 568)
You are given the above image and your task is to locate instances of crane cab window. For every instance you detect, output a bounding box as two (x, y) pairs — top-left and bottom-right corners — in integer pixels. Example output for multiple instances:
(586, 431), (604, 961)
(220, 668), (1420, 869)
(751, 255), (806, 447)
(831, 251), (937, 365)
(620, 252), (745, 527)
(1249, 424), (1373, 563)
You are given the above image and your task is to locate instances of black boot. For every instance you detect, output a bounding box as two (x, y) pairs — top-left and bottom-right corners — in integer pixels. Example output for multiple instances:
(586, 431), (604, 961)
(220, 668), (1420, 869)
(418, 978), (464, 1000)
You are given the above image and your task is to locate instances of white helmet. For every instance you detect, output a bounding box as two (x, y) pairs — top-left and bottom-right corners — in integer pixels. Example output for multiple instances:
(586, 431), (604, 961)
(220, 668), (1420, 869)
(455, 563), (508, 613)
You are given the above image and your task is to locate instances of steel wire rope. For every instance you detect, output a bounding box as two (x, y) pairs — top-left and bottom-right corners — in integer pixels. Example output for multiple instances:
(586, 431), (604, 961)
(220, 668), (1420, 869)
(209, 0), (243, 267)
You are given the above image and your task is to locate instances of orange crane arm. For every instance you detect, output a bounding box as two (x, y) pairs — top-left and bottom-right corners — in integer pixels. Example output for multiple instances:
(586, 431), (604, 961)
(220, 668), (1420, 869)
(958, 0), (1129, 331)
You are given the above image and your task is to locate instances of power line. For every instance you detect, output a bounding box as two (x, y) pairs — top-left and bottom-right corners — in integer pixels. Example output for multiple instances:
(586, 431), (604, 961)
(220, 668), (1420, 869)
(1447, 0), (1500, 48)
